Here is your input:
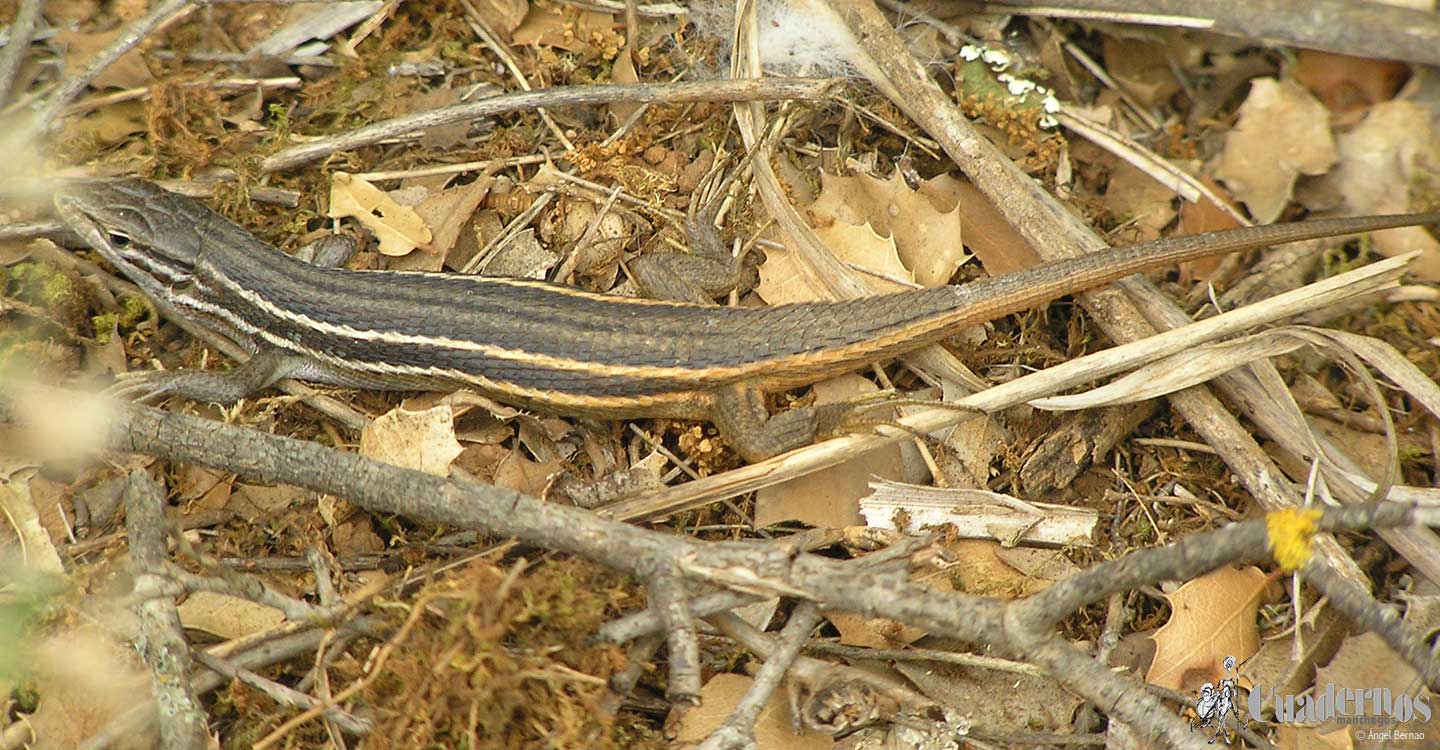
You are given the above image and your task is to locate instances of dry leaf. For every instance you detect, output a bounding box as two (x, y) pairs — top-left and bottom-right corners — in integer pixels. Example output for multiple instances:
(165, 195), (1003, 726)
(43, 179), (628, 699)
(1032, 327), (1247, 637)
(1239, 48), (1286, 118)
(1101, 34), (1183, 108)
(413, 176), (492, 259)
(438, 389), (524, 420)
(395, 88), (467, 150)
(0, 466), (64, 574)
(1301, 628), (1439, 750)
(25, 627), (152, 749)
(470, 0), (529, 39)
(54, 28), (153, 89)
(110, 0), (149, 21)
(1326, 101), (1440, 280)
(1315, 632), (1422, 701)
(945, 539), (1053, 598)
(176, 591), (286, 640)
(361, 404), (463, 476)
(512, 5), (618, 53)
(29, 477), (74, 556)
(1177, 177), (1244, 279)
(672, 673), (833, 749)
(1213, 78), (1338, 223)
(61, 100), (147, 146)
(1147, 566), (1267, 691)
(1241, 606), (1349, 698)
(753, 375), (906, 528)
(479, 227), (559, 279)
(553, 199), (630, 279)
(327, 171), (432, 256)
(1293, 50), (1410, 117)
(87, 317), (127, 377)
(949, 179), (1040, 276)
(1312, 418), (1395, 479)
(193, 480), (234, 513)
(756, 223), (912, 304)
(227, 483), (305, 520)
(826, 565), (952, 647)
(1178, 180), (1243, 235)
(176, 465), (228, 501)
(824, 610), (925, 648)
(45, 0), (100, 26)
(992, 546), (1081, 582)
(939, 412), (1002, 487)
(332, 515), (385, 556)
(808, 171), (970, 287)
(609, 46), (641, 124)
(1103, 161), (1178, 243)
(893, 659), (1083, 735)
(491, 447), (565, 496)
(456, 443), (511, 480)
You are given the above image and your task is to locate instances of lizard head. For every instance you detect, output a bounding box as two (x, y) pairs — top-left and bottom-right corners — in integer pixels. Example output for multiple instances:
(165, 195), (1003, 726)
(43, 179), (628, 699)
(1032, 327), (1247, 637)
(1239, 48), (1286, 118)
(54, 178), (205, 299)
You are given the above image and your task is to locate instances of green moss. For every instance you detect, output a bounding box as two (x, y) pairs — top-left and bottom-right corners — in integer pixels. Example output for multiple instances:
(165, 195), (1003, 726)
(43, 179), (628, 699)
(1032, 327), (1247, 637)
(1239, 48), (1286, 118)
(6, 262), (80, 313)
(0, 569), (67, 684)
(91, 312), (119, 345)
(118, 295), (149, 327)
(437, 39), (469, 61)
(1319, 236), (1371, 277)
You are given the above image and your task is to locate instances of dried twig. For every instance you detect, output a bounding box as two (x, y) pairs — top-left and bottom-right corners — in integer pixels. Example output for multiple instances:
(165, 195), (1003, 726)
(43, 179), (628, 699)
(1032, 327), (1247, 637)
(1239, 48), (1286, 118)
(700, 604), (823, 750)
(62, 77), (302, 116)
(190, 651), (371, 735)
(984, 0), (1440, 67)
(79, 623), (358, 750)
(123, 472), (209, 750)
(260, 78), (839, 172)
(0, 0), (43, 107)
(646, 562), (704, 704)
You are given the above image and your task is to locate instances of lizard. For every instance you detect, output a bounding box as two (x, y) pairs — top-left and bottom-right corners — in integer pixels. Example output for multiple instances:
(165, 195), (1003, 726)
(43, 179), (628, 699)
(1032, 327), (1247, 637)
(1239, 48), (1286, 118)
(53, 177), (1440, 461)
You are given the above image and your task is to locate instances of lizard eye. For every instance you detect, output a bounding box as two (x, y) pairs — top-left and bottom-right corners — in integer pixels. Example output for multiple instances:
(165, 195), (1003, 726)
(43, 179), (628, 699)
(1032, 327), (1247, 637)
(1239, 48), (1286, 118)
(107, 231), (131, 247)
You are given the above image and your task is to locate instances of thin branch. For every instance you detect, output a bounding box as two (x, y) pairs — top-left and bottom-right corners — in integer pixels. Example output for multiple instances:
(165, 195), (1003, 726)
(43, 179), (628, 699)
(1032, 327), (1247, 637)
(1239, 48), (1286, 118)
(700, 603), (823, 750)
(259, 78), (839, 172)
(79, 618), (385, 750)
(190, 651), (371, 735)
(597, 590), (763, 643)
(984, 0), (1440, 67)
(0, 0), (43, 106)
(647, 565), (703, 704)
(62, 76), (303, 116)
(123, 472), (210, 750)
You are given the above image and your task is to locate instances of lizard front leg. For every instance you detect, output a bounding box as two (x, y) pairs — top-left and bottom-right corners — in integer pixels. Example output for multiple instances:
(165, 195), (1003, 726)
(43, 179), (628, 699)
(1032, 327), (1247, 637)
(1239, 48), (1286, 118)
(628, 154), (749, 304)
(109, 349), (308, 404)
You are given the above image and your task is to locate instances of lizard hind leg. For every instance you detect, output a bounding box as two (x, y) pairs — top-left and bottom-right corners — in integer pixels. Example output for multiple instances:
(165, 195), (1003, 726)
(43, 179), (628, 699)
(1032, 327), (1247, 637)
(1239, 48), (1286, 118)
(709, 383), (979, 462)
(709, 382), (821, 463)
